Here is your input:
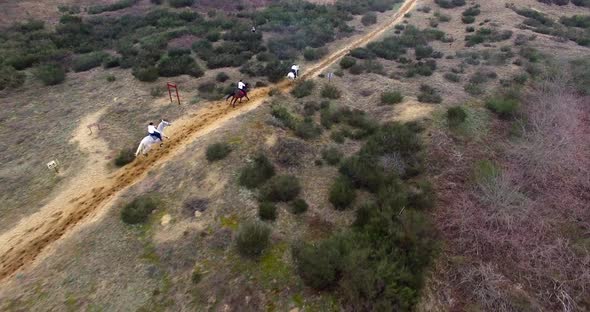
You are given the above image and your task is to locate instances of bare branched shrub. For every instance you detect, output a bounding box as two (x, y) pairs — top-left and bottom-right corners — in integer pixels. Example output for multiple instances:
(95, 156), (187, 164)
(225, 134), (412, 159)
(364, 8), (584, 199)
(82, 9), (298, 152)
(458, 263), (523, 312)
(379, 152), (406, 176)
(511, 72), (586, 187)
(473, 161), (527, 212)
(428, 65), (590, 310)
(271, 137), (309, 167)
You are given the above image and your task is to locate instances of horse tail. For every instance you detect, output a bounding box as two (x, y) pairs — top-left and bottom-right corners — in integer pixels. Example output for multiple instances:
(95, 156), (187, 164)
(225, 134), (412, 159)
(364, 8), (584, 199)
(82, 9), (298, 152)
(135, 140), (144, 157)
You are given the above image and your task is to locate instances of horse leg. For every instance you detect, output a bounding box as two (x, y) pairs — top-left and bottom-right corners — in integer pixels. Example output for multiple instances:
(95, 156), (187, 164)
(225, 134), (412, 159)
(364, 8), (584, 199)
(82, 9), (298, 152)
(135, 142), (143, 157)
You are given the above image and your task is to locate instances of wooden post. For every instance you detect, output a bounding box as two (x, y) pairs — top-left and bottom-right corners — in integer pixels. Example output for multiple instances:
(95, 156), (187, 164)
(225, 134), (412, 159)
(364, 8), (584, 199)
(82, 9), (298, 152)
(167, 82), (180, 105)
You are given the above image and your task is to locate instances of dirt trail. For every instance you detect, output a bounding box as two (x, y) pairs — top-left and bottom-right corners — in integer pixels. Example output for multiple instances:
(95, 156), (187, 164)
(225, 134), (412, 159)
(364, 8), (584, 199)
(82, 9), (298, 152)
(0, 0), (416, 282)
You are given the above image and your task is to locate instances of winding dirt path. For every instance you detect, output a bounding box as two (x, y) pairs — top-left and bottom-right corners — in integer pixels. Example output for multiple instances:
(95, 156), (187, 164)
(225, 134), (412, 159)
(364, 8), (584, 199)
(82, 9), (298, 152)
(0, 0), (416, 282)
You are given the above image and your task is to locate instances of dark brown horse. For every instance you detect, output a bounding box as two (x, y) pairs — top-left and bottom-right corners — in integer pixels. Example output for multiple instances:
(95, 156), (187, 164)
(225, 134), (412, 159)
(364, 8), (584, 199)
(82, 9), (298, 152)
(226, 84), (250, 108)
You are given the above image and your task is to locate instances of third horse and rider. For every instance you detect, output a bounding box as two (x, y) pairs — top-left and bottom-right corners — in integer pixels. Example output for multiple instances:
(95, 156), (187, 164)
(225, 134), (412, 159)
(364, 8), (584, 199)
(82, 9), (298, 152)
(138, 60), (301, 156)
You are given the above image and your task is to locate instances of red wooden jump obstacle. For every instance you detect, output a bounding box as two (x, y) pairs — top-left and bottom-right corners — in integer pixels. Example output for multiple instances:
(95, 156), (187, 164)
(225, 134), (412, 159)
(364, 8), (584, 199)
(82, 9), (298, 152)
(167, 82), (180, 105)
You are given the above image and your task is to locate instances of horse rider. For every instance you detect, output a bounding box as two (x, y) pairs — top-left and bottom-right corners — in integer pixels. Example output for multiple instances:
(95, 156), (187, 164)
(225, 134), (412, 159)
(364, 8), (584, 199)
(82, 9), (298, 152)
(290, 65), (299, 78)
(237, 79), (247, 97)
(148, 122), (163, 142)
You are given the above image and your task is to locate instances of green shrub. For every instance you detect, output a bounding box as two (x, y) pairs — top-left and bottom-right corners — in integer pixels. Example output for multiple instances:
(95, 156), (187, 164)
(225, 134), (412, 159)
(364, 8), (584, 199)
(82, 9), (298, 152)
(331, 130), (346, 143)
(191, 268), (203, 284)
(206, 143), (232, 162)
(35, 64), (66, 86)
(303, 101), (320, 116)
(157, 55), (203, 77)
(572, 0), (590, 6)
(447, 106), (467, 127)
(322, 147), (343, 166)
(435, 0), (466, 8)
(340, 56), (357, 69)
(435, 11), (452, 22)
(239, 153), (275, 189)
(103, 56), (121, 68)
(363, 60), (385, 75)
(168, 47), (191, 57)
(120, 195), (159, 224)
(320, 106), (337, 129)
(349, 63), (365, 75)
(408, 180), (435, 209)
(271, 105), (297, 129)
(415, 45), (434, 59)
(466, 26), (475, 32)
(570, 58), (590, 95)
(5, 54), (38, 70)
(292, 239), (346, 290)
(367, 60), (386, 75)
(206, 32), (221, 42)
(329, 176), (356, 210)
(339, 209), (435, 310)
(380, 91), (404, 105)
(469, 70), (497, 84)
(72, 52), (107, 72)
(258, 202), (278, 221)
(291, 80), (315, 98)
(235, 221), (271, 257)
(261, 175), (301, 202)
(339, 155), (383, 191)
(473, 159), (500, 185)
(462, 5), (481, 16)
(215, 72), (230, 83)
(106, 75), (116, 82)
(462, 15), (475, 24)
(303, 47), (328, 61)
(132, 66), (159, 82)
(361, 12), (378, 26)
(513, 73), (528, 85)
(405, 60), (437, 77)
(485, 95), (519, 118)
(88, 0), (136, 14)
(290, 199), (308, 214)
(464, 83), (484, 96)
(321, 84), (342, 99)
(114, 148), (135, 167)
(168, 0), (194, 7)
(443, 72), (460, 82)
(519, 46), (543, 63)
(417, 84), (442, 103)
(350, 48), (375, 59)
(294, 119), (322, 140)
(361, 122), (422, 158)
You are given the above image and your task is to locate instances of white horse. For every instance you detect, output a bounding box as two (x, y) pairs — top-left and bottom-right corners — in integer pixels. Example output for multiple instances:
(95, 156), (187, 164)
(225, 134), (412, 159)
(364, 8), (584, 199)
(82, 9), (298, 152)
(287, 65), (299, 80)
(135, 120), (172, 157)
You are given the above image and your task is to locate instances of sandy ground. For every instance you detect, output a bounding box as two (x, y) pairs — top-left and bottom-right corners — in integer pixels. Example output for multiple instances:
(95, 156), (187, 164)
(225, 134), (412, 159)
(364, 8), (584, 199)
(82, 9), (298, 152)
(0, 0), (418, 282)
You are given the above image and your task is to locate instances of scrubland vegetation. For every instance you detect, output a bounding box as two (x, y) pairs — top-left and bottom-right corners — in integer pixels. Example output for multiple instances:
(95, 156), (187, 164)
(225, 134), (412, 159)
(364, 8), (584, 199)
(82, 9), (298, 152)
(0, 0), (403, 89)
(2, 0), (590, 311)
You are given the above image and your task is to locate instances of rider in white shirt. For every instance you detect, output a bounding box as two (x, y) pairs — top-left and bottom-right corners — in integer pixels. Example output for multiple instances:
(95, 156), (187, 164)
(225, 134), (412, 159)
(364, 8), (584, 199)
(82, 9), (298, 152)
(237, 79), (247, 96)
(148, 122), (162, 142)
(291, 65), (299, 78)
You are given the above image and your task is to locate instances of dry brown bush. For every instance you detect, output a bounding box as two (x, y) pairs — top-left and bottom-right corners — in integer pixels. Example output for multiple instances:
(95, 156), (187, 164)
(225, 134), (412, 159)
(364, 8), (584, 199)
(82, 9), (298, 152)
(428, 70), (590, 311)
(511, 72), (587, 188)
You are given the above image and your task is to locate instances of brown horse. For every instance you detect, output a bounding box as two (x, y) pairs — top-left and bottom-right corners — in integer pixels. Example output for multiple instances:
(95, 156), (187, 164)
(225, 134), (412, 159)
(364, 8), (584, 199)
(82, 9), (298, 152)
(226, 84), (250, 108)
